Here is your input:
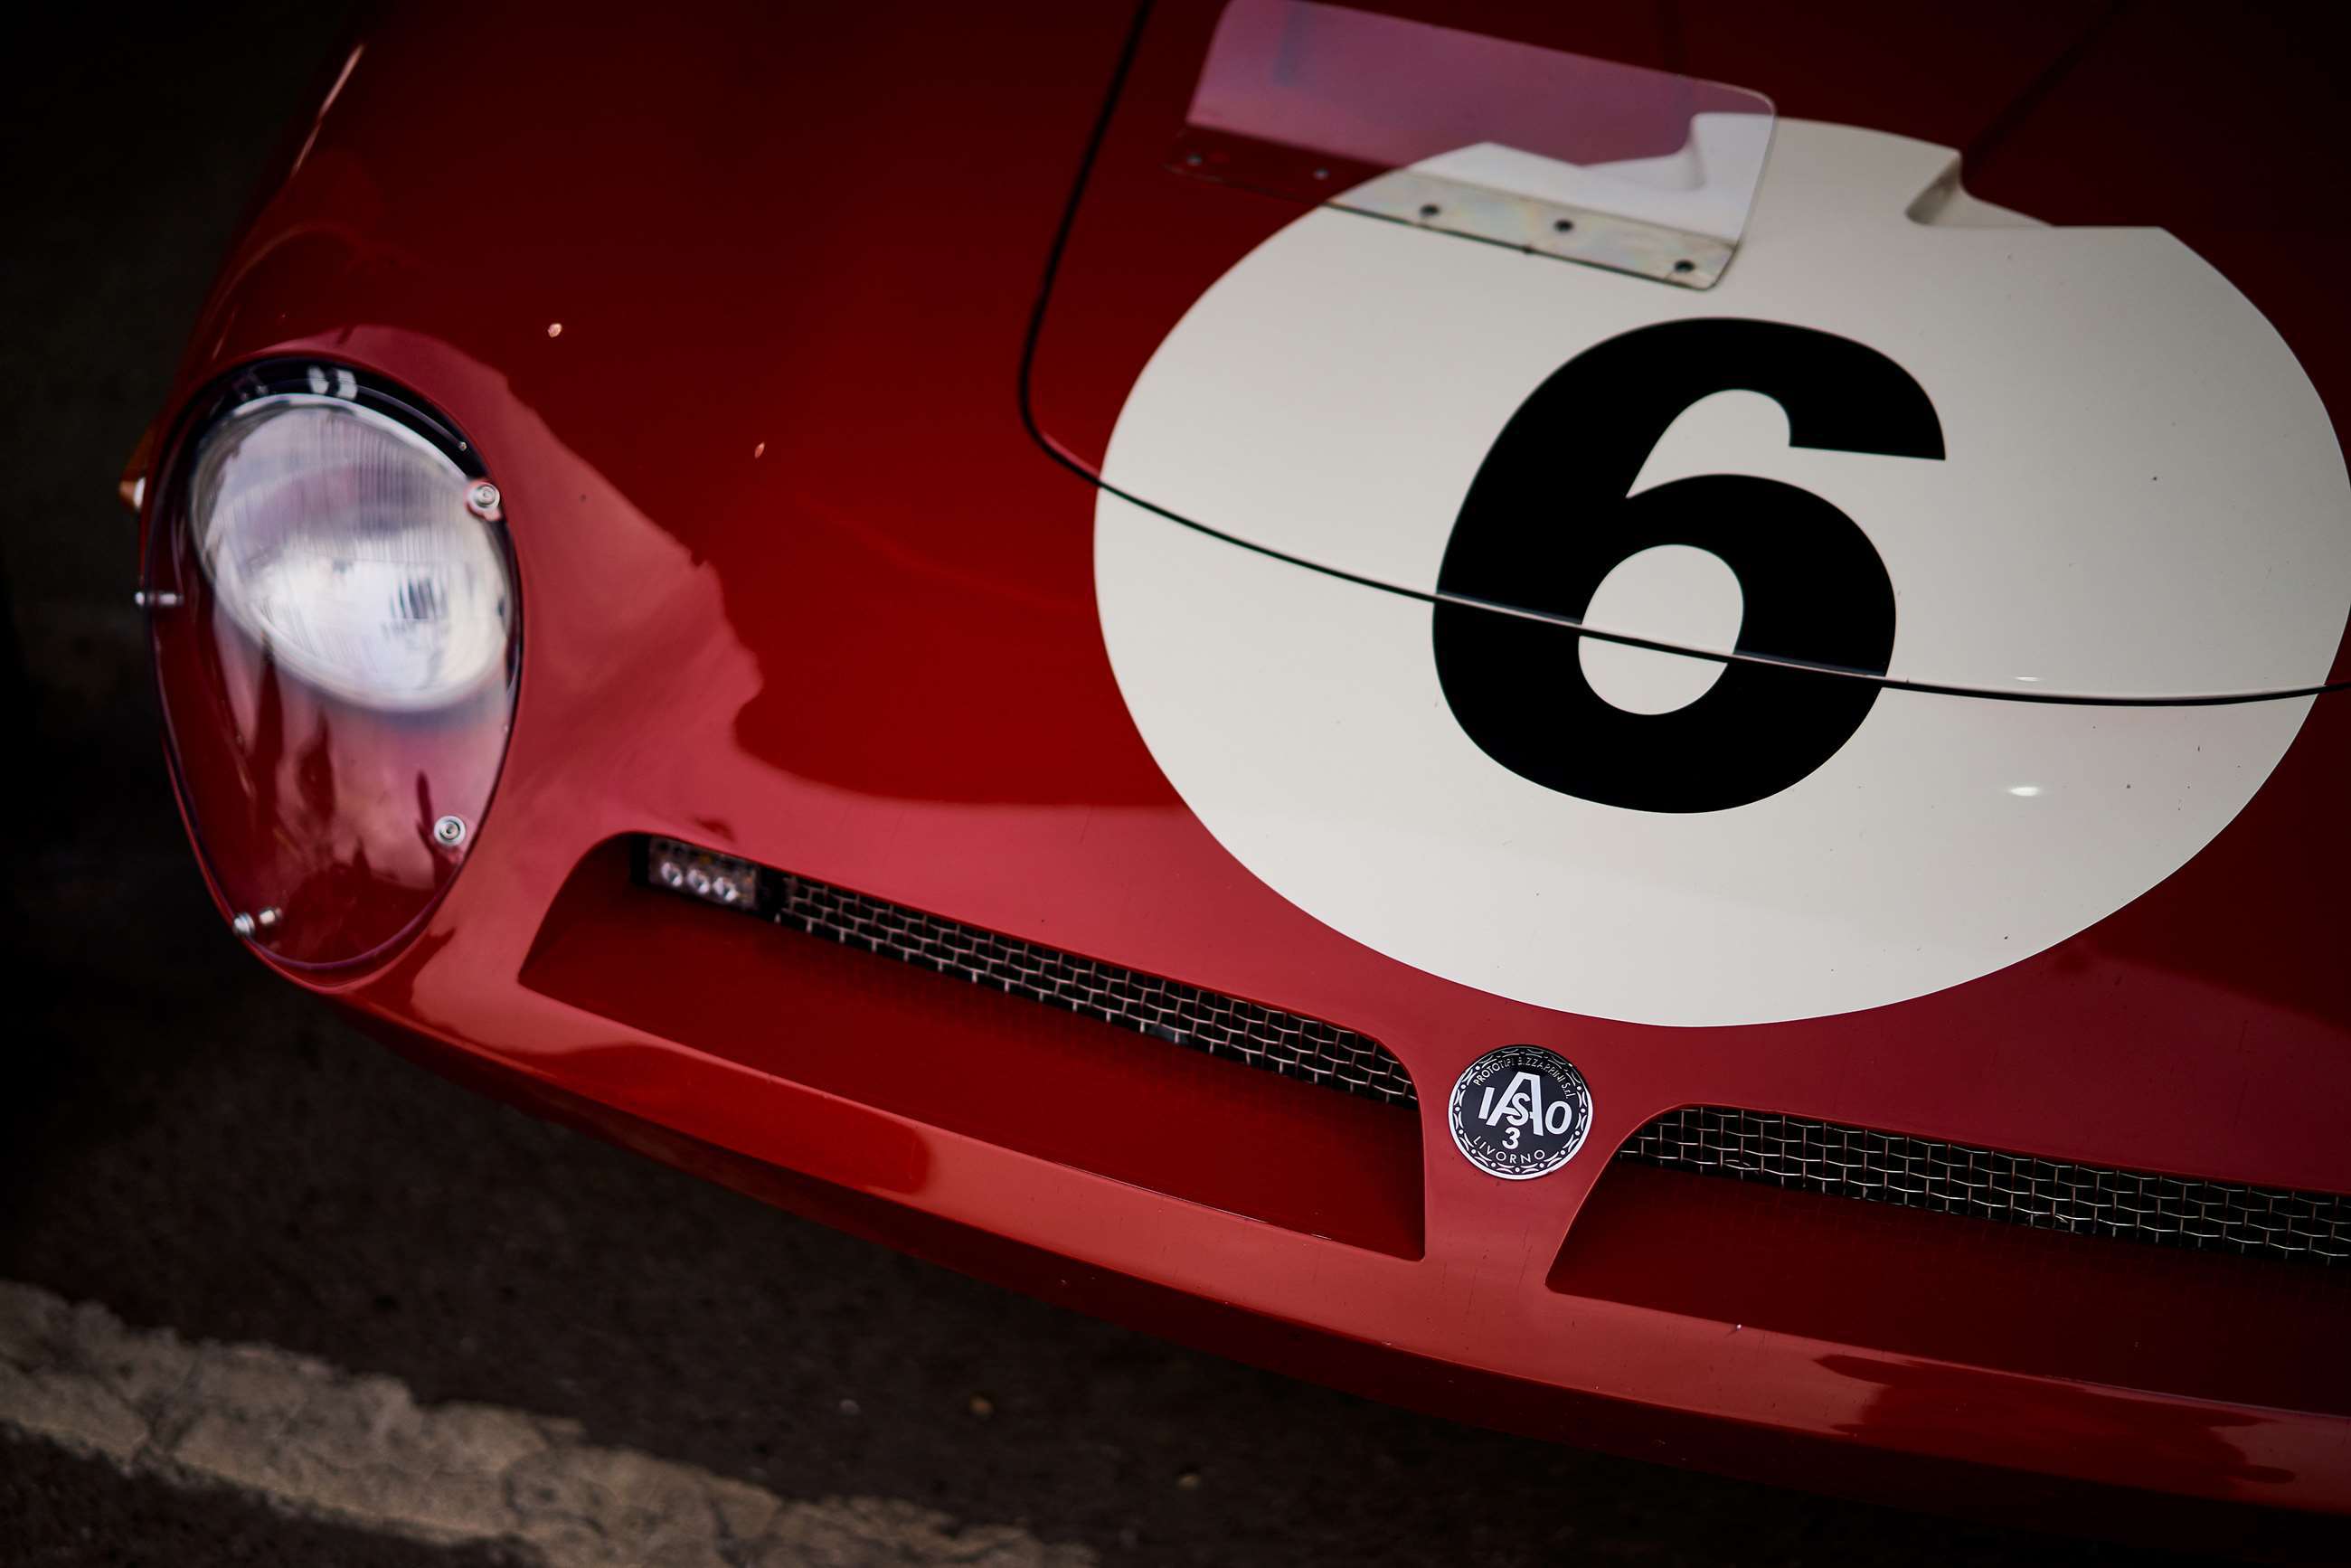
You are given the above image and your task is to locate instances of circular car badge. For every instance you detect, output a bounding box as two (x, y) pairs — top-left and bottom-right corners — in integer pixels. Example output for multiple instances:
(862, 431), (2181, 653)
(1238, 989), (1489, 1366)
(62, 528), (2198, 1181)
(1448, 1046), (1594, 1180)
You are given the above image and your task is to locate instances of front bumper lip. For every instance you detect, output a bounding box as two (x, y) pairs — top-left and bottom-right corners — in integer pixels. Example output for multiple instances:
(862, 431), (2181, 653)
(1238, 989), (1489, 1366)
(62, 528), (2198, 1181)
(340, 995), (2351, 1550)
(323, 897), (2351, 1531)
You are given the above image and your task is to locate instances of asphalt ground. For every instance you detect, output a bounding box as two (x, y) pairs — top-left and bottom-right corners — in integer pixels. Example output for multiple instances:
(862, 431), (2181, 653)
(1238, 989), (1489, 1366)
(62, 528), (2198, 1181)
(0, 5), (2305, 1564)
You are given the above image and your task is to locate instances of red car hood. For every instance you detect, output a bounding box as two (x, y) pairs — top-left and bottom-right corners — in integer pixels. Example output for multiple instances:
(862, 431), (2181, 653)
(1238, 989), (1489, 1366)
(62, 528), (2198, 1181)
(1032, 2), (2351, 706)
(152, 0), (2350, 1450)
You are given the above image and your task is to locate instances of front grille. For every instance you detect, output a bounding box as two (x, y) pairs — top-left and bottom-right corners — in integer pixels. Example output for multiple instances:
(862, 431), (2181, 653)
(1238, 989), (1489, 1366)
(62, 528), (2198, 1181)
(641, 837), (1416, 1106)
(1619, 1106), (2349, 1267)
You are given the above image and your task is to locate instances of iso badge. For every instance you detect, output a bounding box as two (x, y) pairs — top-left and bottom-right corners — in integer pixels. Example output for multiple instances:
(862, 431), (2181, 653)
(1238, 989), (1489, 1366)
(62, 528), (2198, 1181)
(1449, 1045), (1593, 1180)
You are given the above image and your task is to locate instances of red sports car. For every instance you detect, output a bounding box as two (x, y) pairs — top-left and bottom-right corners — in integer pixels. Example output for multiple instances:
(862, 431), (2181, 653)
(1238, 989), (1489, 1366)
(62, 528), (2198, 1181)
(132, 0), (2351, 1545)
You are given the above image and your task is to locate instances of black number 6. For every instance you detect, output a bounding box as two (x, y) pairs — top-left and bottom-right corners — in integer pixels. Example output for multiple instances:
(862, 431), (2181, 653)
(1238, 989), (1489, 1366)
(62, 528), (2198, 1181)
(1432, 318), (1944, 813)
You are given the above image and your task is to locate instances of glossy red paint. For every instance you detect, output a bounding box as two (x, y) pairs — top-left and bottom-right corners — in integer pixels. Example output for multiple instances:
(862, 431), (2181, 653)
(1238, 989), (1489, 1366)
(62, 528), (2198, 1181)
(139, 0), (2351, 1535)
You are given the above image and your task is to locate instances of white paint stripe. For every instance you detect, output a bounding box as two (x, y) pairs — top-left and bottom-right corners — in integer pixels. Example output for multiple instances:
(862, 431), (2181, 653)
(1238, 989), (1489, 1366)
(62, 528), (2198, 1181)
(0, 1280), (1091, 1567)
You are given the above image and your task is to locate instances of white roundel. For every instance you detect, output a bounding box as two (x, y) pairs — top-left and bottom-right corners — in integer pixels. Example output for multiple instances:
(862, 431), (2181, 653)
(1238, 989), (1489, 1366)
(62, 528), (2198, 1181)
(1094, 119), (2351, 1027)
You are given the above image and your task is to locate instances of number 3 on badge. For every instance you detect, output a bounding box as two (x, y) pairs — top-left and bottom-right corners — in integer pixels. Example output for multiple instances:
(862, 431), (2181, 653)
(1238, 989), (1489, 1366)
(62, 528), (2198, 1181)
(1449, 1046), (1594, 1180)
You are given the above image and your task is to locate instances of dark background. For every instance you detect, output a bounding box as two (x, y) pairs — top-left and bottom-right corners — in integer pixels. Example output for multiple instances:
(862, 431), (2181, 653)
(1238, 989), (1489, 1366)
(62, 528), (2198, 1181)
(0, 6), (2263, 1564)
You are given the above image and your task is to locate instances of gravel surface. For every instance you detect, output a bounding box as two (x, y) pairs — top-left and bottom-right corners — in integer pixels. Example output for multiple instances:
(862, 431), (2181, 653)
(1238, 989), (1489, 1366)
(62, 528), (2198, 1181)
(2, 1431), (531, 1568)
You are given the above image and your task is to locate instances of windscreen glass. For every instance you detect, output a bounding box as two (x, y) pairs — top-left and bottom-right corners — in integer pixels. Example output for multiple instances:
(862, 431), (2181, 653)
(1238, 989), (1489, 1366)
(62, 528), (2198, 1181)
(1172, 0), (1771, 286)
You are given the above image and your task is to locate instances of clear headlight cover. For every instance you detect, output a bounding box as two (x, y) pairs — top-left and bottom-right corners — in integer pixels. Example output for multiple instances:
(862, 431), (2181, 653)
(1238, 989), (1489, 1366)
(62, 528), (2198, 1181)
(189, 396), (512, 711)
(148, 365), (520, 968)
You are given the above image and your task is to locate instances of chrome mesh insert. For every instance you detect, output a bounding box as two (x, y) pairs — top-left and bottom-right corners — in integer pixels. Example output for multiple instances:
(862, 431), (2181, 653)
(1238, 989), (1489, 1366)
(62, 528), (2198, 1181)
(641, 837), (1416, 1106)
(1618, 1106), (2349, 1267)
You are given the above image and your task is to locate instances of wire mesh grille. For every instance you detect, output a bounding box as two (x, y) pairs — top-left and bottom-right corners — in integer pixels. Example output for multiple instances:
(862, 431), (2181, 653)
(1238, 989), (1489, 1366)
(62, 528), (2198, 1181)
(641, 838), (1415, 1106)
(1618, 1106), (2349, 1267)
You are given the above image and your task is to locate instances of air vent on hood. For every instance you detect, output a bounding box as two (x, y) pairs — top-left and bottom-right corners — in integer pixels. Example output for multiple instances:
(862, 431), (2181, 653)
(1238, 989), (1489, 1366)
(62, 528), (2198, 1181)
(639, 837), (1417, 1107)
(1617, 1105), (2348, 1267)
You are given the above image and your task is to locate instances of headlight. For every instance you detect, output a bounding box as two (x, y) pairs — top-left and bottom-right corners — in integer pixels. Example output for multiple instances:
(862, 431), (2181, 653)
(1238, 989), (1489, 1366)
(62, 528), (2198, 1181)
(146, 364), (520, 968)
(188, 395), (511, 711)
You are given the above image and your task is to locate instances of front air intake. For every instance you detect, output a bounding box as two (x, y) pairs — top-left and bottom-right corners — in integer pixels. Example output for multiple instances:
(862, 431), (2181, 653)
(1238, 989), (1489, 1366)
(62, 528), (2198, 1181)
(639, 836), (1417, 1107)
(1618, 1105), (2349, 1267)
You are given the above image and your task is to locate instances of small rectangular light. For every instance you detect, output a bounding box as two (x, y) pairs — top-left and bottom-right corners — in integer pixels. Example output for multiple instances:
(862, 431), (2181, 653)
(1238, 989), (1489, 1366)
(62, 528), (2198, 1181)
(643, 836), (766, 914)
